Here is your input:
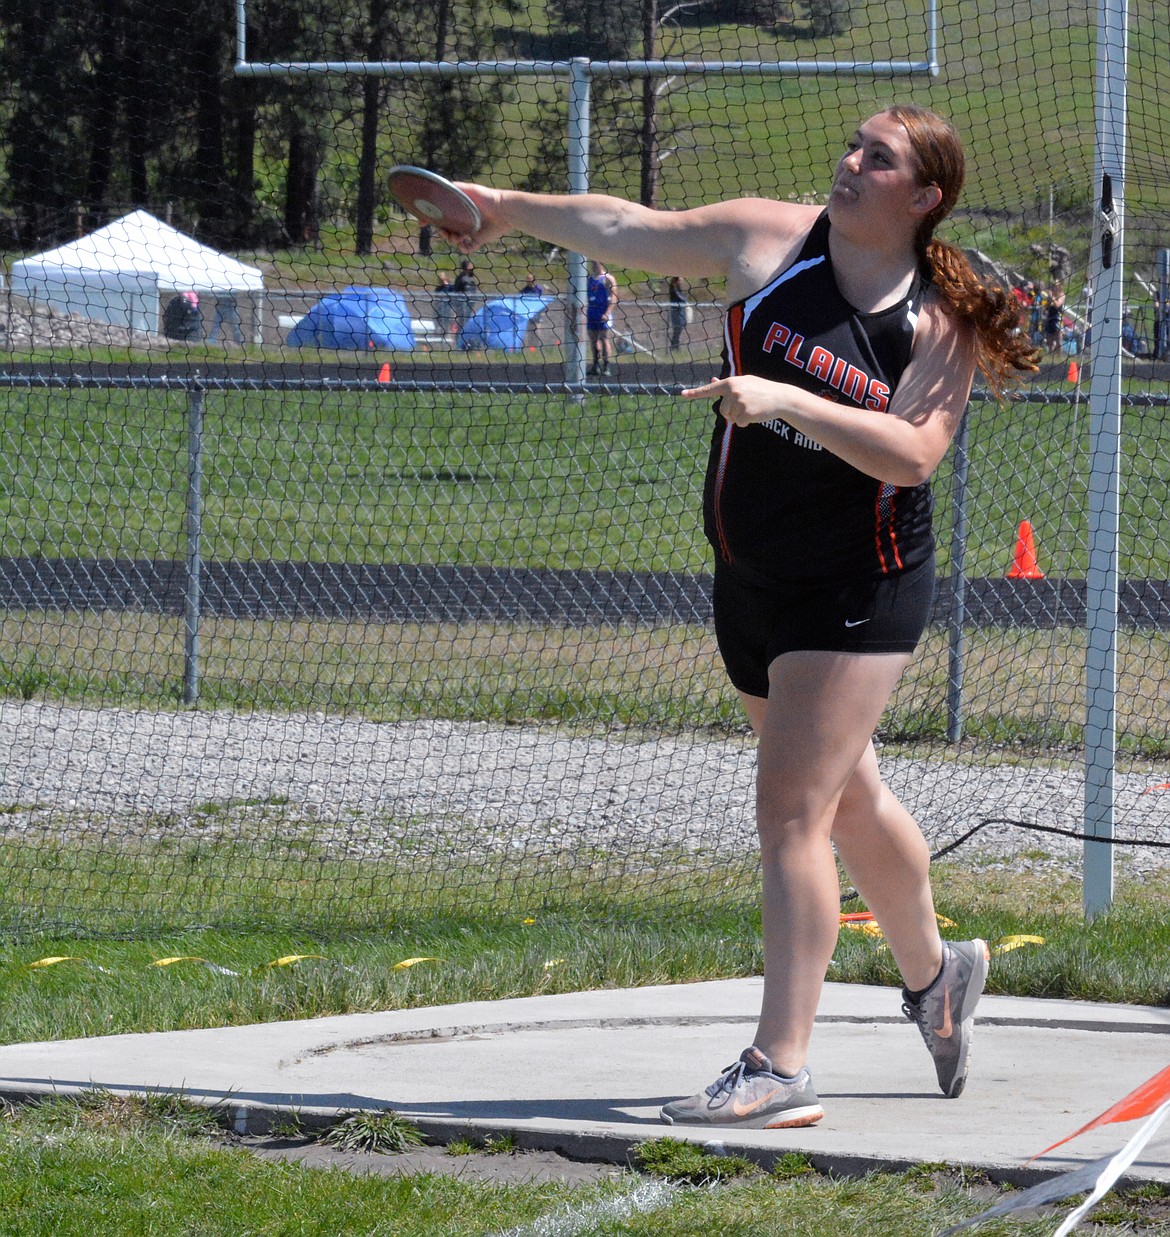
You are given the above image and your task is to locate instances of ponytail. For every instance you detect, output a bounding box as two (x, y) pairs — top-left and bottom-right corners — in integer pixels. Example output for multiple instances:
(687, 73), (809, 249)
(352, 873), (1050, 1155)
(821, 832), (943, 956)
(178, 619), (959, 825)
(924, 239), (1039, 399)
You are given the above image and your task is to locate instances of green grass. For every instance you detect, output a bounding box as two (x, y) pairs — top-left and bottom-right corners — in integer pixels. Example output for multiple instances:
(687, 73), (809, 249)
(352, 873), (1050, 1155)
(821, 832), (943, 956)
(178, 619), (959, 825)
(0, 387), (709, 572)
(635, 1138), (760, 1184)
(0, 1094), (579, 1237)
(1, 386), (1168, 582)
(1, 9), (1168, 1229)
(4, 610), (1170, 756)
(321, 1110), (427, 1155)
(0, 610), (735, 720)
(0, 865), (1167, 1045)
(0, 1091), (1167, 1235)
(1, 380), (1161, 761)
(0, 843), (1165, 1232)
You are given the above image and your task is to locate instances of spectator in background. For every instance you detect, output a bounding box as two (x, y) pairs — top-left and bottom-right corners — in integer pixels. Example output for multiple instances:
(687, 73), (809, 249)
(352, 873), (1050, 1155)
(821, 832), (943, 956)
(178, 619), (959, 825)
(667, 275), (689, 351)
(520, 272), (544, 296)
(1044, 280), (1066, 352)
(434, 273), (455, 336)
(419, 224), (434, 257)
(1028, 282), (1044, 346)
(1010, 281), (1033, 347)
(586, 260), (618, 375)
(452, 258), (479, 334)
(209, 291), (244, 344)
(163, 291), (201, 341)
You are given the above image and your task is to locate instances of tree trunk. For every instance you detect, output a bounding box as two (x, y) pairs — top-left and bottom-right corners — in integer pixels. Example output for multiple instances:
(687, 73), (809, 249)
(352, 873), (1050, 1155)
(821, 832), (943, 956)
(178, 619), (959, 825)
(83, 0), (120, 226)
(354, 0), (386, 255)
(229, 77), (257, 241)
(355, 79), (381, 255)
(123, 15), (148, 208)
(192, 24), (229, 238)
(639, 0), (659, 208)
(285, 116), (319, 245)
(421, 0), (453, 173)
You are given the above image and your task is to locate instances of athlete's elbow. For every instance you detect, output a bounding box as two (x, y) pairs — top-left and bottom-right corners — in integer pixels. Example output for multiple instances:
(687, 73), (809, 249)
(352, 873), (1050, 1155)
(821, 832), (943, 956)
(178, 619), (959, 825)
(908, 449), (952, 486)
(882, 452), (940, 488)
(882, 431), (951, 487)
(896, 463), (934, 487)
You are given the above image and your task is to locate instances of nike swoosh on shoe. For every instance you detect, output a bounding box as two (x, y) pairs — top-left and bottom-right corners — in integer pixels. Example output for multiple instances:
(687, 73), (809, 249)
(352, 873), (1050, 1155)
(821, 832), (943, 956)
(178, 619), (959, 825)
(730, 1087), (787, 1118)
(933, 987), (954, 1038)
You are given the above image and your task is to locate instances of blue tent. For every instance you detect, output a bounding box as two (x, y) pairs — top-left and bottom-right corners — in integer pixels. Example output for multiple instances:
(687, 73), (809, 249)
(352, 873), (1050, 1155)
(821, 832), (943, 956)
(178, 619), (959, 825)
(287, 287), (415, 350)
(459, 293), (552, 352)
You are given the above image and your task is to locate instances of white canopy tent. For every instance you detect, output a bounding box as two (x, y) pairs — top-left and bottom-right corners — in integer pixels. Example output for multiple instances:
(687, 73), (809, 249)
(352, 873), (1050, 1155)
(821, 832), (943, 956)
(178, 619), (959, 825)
(9, 210), (264, 337)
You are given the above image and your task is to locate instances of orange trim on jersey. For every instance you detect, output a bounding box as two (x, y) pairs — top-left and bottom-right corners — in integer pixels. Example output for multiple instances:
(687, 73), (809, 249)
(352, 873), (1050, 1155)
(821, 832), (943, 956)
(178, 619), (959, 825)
(873, 483), (904, 573)
(727, 302), (745, 376)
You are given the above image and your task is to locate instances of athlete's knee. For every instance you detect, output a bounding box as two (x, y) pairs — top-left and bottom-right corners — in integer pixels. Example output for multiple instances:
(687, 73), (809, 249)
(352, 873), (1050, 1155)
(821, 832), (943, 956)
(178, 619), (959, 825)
(755, 772), (840, 847)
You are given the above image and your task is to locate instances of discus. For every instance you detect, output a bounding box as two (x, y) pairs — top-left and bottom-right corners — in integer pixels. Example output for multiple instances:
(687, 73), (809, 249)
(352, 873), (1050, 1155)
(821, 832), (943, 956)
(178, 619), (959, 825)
(387, 166), (482, 237)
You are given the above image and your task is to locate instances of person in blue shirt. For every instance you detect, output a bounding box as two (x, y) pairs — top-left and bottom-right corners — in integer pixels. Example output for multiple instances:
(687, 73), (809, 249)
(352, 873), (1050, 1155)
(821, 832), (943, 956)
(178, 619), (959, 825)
(586, 260), (617, 375)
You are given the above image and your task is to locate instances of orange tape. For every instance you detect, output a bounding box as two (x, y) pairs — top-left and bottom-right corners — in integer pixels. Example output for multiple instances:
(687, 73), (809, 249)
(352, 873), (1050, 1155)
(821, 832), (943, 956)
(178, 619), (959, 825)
(1030, 1063), (1170, 1160)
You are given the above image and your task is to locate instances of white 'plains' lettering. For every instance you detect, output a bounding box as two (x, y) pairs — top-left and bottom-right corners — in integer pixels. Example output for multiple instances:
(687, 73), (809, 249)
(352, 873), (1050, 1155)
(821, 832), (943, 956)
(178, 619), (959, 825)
(757, 318), (889, 412)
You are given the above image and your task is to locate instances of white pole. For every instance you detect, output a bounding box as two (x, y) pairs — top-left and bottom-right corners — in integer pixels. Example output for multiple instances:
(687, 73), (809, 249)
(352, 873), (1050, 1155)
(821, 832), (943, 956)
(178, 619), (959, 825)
(566, 58), (590, 391)
(1083, 0), (1127, 917)
(236, 0), (247, 66)
(184, 381), (205, 705)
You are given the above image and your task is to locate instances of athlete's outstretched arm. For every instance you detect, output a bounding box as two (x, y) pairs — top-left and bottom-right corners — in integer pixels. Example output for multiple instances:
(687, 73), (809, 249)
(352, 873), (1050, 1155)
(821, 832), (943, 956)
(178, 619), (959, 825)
(681, 296), (976, 487)
(444, 187), (819, 292)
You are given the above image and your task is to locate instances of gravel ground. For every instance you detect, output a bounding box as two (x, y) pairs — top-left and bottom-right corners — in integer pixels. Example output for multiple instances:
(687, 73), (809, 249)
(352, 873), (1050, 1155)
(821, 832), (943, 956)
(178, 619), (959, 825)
(1, 700), (1168, 880)
(1, 304), (161, 351)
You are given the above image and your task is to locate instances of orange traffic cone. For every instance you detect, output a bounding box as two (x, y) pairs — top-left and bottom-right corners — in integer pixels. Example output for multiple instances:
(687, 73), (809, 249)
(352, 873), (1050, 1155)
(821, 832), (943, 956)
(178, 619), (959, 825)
(1006, 520), (1045, 579)
(1067, 359), (1079, 384)
(377, 362), (392, 383)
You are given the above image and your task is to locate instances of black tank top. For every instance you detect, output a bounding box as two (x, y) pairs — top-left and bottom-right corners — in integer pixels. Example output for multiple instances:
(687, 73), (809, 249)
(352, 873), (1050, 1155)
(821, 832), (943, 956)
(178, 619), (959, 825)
(701, 211), (934, 585)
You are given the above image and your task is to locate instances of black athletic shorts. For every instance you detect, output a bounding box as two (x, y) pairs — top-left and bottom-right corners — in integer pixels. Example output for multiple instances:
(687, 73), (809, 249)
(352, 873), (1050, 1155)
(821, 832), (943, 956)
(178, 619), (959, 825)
(712, 553), (936, 698)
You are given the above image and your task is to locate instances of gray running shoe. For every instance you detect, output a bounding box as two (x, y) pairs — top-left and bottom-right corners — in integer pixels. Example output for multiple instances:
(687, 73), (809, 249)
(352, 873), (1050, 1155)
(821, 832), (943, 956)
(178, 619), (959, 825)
(903, 939), (990, 1098)
(660, 1047), (825, 1129)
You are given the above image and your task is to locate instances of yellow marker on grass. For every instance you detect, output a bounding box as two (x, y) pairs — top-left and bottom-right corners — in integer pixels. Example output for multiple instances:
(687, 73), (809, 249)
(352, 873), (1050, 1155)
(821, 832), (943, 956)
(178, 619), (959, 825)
(153, 956), (240, 976)
(991, 934), (1046, 956)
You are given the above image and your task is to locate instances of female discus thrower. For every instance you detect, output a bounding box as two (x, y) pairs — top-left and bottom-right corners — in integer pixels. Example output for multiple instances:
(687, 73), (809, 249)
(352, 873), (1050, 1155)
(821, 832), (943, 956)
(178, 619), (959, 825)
(443, 105), (1037, 1128)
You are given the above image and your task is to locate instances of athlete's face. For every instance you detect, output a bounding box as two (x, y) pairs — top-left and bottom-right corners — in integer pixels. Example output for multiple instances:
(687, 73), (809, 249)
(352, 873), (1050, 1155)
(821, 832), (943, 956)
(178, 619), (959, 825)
(828, 113), (942, 232)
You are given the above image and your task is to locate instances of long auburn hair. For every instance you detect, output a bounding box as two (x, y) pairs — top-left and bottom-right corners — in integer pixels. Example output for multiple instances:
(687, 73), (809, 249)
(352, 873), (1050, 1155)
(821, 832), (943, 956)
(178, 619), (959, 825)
(884, 104), (1038, 394)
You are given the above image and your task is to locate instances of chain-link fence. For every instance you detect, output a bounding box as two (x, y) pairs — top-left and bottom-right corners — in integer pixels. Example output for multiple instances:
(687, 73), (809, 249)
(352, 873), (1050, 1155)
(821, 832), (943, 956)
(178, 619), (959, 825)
(0, 0), (1168, 935)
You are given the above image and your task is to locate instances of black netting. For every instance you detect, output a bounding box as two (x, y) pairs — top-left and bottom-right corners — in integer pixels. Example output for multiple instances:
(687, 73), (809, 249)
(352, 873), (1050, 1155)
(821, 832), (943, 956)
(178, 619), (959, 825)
(0, 0), (1165, 935)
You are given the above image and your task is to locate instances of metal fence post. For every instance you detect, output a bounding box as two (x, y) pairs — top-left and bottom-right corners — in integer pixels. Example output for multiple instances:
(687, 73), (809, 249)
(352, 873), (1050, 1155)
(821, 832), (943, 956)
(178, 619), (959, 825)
(566, 57), (591, 394)
(183, 380), (205, 705)
(1159, 249), (1170, 361)
(1083, 0), (1127, 917)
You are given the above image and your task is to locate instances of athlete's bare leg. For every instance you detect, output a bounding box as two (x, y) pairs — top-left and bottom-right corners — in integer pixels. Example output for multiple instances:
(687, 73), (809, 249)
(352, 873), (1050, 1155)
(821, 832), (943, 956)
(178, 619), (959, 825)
(737, 650), (941, 1075)
(831, 740), (943, 992)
